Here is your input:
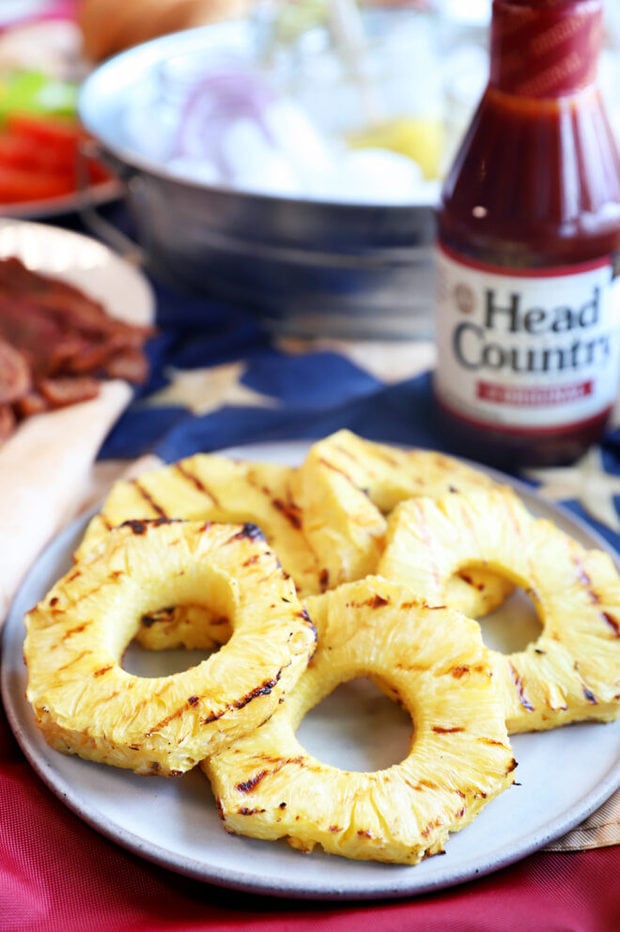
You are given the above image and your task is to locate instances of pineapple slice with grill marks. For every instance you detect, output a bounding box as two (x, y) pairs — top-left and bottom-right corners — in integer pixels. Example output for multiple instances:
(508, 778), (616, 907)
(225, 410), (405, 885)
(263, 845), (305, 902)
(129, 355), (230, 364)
(24, 518), (317, 776)
(378, 487), (620, 733)
(203, 576), (516, 865)
(292, 428), (513, 613)
(74, 453), (323, 651)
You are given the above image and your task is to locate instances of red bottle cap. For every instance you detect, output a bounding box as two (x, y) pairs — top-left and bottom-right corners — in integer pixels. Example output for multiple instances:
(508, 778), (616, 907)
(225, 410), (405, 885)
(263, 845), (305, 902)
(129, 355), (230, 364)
(489, 0), (603, 98)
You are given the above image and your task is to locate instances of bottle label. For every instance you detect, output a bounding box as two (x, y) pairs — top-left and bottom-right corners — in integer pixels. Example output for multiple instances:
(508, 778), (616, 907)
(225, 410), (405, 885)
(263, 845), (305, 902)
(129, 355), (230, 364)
(490, 0), (602, 98)
(434, 244), (620, 432)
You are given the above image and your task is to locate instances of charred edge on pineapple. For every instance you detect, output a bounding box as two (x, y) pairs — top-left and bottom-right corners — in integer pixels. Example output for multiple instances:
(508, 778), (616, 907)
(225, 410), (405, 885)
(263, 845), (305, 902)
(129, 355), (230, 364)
(120, 516), (180, 535)
(228, 522), (265, 543)
(299, 606), (318, 640)
(140, 606), (175, 627)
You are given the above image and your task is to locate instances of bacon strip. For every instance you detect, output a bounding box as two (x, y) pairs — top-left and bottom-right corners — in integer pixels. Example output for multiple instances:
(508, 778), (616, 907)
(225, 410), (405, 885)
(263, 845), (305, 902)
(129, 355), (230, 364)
(0, 256), (154, 442)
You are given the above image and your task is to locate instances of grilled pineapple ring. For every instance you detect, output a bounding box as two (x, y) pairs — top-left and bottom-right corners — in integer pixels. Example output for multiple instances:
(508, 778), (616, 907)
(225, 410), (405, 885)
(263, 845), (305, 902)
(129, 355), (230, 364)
(203, 577), (516, 865)
(75, 454), (321, 598)
(292, 429), (513, 613)
(379, 487), (620, 734)
(24, 519), (317, 776)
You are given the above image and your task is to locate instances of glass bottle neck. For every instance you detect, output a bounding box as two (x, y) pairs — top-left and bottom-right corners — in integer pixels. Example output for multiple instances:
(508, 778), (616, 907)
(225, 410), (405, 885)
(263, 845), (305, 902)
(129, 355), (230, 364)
(489, 0), (603, 98)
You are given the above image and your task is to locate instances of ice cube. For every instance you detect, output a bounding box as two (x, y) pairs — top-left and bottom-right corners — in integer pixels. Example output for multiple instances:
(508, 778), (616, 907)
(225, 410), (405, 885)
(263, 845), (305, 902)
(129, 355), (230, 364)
(315, 148), (427, 204)
(221, 117), (303, 196)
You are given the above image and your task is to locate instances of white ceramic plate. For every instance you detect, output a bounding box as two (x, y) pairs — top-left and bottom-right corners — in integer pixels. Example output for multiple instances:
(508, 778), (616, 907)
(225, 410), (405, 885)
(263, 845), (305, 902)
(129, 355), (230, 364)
(2, 444), (619, 901)
(0, 217), (153, 325)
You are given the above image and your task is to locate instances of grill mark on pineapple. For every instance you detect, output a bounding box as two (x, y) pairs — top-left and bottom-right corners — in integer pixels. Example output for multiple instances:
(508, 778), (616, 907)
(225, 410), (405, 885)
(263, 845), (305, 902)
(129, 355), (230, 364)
(248, 473), (303, 530)
(174, 461), (220, 505)
(347, 594), (391, 610)
(432, 725), (465, 734)
(93, 665), (113, 677)
(458, 572), (485, 592)
(404, 777), (439, 792)
(581, 685), (598, 704)
(421, 818), (444, 839)
(235, 755), (304, 793)
(318, 455), (358, 490)
(64, 622), (90, 637)
(509, 662), (535, 712)
(236, 769), (269, 792)
(478, 736), (510, 749)
(578, 573), (620, 635)
(601, 611), (620, 636)
(199, 673), (283, 728)
(242, 553), (262, 568)
(56, 650), (92, 672)
(130, 478), (169, 517)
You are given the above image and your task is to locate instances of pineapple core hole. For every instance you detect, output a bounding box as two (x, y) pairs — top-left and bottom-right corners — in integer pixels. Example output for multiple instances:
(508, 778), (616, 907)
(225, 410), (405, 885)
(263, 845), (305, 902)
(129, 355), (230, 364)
(478, 586), (543, 654)
(296, 677), (412, 773)
(122, 603), (230, 677)
(123, 644), (214, 677)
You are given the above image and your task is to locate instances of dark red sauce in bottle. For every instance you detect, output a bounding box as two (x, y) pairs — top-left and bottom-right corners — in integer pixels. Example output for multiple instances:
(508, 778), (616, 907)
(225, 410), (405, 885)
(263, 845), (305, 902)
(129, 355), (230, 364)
(434, 0), (620, 469)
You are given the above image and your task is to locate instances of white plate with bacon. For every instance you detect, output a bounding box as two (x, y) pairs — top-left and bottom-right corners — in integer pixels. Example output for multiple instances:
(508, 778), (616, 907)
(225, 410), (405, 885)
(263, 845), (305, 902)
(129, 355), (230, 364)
(0, 218), (155, 621)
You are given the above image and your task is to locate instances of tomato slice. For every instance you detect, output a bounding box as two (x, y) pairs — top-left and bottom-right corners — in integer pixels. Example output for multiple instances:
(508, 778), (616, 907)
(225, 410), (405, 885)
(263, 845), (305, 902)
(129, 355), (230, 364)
(0, 165), (76, 203)
(0, 112), (112, 203)
(4, 112), (81, 160)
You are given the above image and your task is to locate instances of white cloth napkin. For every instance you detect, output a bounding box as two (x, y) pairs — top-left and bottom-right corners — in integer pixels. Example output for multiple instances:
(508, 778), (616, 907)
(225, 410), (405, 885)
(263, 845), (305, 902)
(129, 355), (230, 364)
(0, 379), (132, 623)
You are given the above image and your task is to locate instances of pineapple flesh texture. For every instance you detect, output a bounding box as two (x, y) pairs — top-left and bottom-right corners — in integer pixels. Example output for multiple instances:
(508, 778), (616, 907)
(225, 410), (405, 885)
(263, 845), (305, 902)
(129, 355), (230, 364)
(291, 429), (513, 614)
(24, 519), (317, 776)
(74, 454), (323, 648)
(379, 487), (620, 733)
(203, 576), (516, 865)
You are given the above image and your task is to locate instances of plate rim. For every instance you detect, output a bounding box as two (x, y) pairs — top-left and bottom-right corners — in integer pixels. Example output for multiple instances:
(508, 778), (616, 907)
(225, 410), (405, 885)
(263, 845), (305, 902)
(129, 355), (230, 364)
(2, 440), (619, 901)
(0, 177), (121, 221)
(0, 215), (154, 325)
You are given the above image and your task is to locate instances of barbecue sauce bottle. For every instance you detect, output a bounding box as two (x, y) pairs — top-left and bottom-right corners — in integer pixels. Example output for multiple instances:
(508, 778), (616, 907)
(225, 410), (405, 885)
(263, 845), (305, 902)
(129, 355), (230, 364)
(434, 0), (620, 469)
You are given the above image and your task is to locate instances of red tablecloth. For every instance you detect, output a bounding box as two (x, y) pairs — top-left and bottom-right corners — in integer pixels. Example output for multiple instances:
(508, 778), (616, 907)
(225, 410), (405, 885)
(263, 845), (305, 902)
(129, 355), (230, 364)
(2, 693), (618, 932)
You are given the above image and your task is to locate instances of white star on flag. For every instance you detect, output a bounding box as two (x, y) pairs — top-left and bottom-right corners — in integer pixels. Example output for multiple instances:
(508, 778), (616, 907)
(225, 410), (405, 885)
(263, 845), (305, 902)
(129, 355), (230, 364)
(142, 362), (280, 416)
(524, 446), (620, 532)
